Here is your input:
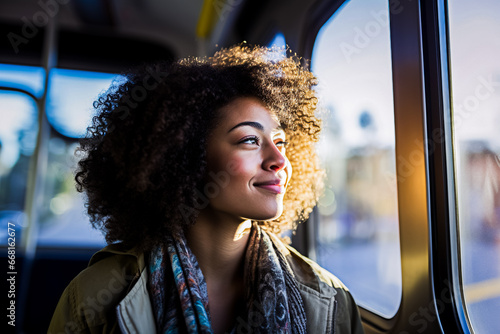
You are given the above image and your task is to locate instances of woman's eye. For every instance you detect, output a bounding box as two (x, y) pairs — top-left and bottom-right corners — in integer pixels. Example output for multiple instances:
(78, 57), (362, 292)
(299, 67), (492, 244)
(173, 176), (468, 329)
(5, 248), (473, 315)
(275, 140), (289, 148)
(239, 136), (260, 145)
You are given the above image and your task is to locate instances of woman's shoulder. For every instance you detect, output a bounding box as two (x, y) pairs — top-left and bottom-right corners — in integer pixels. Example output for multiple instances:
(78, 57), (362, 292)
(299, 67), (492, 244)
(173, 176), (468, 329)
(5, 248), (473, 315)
(267, 233), (365, 334)
(285, 244), (365, 334)
(69, 243), (143, 296)
(48, 244), (144, 333)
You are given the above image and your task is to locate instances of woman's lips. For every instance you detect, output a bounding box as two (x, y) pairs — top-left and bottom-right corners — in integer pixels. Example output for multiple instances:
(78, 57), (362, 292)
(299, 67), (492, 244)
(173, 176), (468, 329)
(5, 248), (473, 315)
(255, 184), (285, 194)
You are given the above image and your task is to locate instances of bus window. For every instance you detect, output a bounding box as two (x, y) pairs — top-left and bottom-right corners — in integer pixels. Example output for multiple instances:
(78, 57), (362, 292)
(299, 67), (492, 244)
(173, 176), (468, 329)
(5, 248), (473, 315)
(265, 32), (287, 63)
(0, 64), (45, 98)
(311, 0), (401, 318)
(268, 32), (286, 49)
(448, 0), (500, 332)
(0, 90), (38, 245)
(36, 69), (119, 247)
(46, 69), (122, 138)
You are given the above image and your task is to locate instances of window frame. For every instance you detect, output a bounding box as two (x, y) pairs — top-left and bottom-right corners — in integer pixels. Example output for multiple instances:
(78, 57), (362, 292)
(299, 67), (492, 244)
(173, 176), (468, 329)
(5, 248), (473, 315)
(421, 0), (471, 333)
(298, 0), (470, 333)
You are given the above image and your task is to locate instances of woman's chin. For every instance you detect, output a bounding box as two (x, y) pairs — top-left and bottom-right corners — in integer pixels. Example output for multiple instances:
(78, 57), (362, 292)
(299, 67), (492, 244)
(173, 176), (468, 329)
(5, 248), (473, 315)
(246, 207), (284, 221)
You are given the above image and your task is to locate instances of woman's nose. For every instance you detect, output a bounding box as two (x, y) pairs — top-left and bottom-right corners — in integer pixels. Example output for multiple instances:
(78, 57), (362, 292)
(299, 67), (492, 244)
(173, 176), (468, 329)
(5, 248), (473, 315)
(264, 143), (286, 172)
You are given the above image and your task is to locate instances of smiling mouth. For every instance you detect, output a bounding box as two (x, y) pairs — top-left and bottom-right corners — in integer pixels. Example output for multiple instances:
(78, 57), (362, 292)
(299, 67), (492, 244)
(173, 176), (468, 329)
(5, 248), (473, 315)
(254, 184), (285, 194)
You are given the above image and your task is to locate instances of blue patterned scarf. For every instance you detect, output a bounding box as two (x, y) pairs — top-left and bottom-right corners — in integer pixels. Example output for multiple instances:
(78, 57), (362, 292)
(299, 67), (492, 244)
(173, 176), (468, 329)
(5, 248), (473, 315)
(148, 223), (307, 333)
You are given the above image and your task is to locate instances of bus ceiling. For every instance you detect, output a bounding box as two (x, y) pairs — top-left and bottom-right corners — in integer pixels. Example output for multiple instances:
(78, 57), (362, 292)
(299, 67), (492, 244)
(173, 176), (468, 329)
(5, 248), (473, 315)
(0, 0), (321, 73)
(0, 0), (229, 72)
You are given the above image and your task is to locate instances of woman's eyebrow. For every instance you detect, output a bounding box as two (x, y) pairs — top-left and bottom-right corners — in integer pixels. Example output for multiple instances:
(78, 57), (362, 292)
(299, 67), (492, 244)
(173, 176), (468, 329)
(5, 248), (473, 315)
(227, 121), (264, 133)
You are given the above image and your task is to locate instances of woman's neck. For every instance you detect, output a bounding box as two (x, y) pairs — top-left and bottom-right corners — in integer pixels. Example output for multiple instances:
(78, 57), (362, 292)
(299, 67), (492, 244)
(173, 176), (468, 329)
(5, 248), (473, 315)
(186, 209), (251, 333)
(186, 208), (251, 286)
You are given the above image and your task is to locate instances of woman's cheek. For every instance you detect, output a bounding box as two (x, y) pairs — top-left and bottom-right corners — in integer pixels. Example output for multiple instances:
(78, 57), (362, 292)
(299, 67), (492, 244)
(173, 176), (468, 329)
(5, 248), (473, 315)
(225, 155), (255, 176)
(226, 159), (242, 176)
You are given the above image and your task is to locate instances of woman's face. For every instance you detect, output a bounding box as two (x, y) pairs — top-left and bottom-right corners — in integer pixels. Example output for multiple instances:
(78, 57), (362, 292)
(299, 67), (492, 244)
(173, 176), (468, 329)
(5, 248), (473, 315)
(204, 97), (292, 222)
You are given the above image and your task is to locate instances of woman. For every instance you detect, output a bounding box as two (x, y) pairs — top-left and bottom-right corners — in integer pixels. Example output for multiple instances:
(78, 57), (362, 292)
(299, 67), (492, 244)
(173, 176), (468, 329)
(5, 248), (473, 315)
(49, 45), (364, 334)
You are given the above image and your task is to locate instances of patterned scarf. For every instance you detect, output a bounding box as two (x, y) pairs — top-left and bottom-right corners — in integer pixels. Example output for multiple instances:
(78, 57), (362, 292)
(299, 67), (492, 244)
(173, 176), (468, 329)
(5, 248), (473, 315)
(147, 223), (307, 333)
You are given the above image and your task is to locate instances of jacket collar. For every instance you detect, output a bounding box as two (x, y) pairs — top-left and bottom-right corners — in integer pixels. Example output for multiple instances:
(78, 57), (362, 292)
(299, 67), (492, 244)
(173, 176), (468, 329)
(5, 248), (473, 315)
(89, 243), (144, 268)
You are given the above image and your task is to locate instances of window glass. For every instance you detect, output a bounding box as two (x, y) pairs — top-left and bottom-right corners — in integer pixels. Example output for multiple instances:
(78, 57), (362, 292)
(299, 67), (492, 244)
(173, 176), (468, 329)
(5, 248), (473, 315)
(36, 135), (106, 248)
(311, 0), (401, 317)
(448, 1), (500, 332)
(46, 69), (120, 138)
(0, 64), (45, 98)
(0, 91), (38, 245)
(268, 32), (286, 49)
(266, 32), (287, 63)
(37, 69), (119, 247)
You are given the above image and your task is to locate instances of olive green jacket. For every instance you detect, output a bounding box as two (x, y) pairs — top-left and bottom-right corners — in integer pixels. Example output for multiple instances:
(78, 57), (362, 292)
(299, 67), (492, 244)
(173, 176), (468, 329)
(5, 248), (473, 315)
(49, 235), (364, 334)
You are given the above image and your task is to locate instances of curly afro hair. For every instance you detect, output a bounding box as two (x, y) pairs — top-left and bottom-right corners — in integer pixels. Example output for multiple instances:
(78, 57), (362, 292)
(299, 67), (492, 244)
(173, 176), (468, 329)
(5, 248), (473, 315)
(76, 44), (324, 252)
